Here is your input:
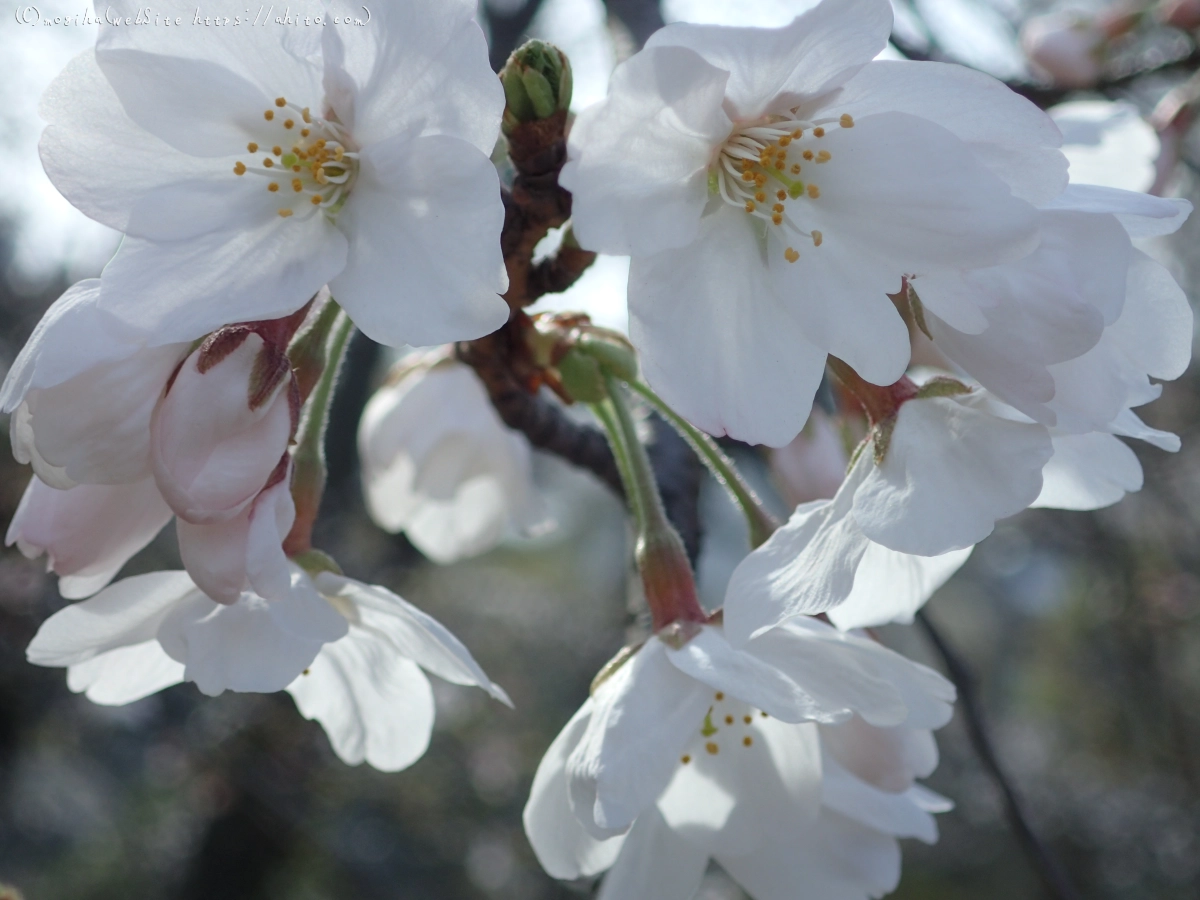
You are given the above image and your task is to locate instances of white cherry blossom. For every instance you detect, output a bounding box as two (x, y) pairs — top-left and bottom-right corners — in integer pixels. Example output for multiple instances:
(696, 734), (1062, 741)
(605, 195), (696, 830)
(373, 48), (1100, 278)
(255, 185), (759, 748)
(524, 630), (952, 899)
(359, 356), (549, 564)
(537, 619), (952, 841)
(562, 0), (1057, 445)
(40, 0), (508, 348)
(26, 565), (507, 772)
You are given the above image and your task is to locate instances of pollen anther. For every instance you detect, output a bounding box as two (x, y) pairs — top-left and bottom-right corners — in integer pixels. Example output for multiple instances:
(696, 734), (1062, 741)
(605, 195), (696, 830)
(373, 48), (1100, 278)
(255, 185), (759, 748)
(233, 162), (246, 175)
(278, 208), (293, 217)
(784, 247), (800, 263)
(813, 127), (825, 137)
(706, 742), (719, 755)
(264, 110), (274, 121)
(247, 142), (258, 153)
(840, 114), (855, 128)
(812, 230), (823, 246)
(275, 97), (287, 107)
(807, 184), (820, 199)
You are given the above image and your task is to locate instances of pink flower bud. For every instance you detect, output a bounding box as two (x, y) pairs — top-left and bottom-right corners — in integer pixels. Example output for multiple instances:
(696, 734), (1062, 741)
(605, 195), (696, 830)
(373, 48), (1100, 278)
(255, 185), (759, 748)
(151, 332), (296, 524)
(1021, 14), (1106, 89)
(769, 410), (848, 506)
(6, 476), (173, 599)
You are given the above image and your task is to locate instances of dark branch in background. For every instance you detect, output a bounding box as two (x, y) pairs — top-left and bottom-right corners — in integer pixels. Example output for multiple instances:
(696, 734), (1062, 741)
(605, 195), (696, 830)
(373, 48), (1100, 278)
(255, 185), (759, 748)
(917, 610), (1085, 900)
(485, 0), (550, 71)
(603, 0), (666, 48)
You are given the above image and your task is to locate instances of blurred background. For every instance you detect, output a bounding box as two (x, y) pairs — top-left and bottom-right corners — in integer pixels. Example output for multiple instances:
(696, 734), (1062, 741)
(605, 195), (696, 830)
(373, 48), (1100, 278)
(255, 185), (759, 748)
(1, 0), (1199, 898)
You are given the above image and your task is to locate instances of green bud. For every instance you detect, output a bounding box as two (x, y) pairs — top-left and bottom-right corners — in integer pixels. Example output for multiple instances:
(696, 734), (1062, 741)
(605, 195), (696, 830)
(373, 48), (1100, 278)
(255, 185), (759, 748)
(557, 346), (608, 403)
(575, 328), (639, 382)
(500, 40), (573, 132)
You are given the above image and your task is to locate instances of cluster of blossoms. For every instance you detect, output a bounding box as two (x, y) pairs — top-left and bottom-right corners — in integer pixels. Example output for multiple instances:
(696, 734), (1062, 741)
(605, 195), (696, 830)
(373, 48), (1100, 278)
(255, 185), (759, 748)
(3, 0), (1191, 897)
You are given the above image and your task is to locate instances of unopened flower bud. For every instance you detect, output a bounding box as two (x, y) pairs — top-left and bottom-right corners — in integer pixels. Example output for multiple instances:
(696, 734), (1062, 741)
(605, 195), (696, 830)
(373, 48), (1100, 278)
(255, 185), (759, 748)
(151, 332), (297, 524)
(500, 40), (573, 135)
(1021, 14), (1107, 88)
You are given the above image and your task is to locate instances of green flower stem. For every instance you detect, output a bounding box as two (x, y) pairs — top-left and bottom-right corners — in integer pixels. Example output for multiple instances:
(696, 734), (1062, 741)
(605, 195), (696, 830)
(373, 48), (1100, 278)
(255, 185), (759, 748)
(594, 375), (707, 632)
(623, 378), (779, 548)
(283, 304), (354, 557)
(590, 398), (643, 529)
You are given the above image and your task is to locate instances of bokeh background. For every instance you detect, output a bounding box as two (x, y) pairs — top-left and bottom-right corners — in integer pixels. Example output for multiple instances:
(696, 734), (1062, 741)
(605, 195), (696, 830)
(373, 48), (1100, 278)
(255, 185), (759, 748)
(1, 1), (1199, 898)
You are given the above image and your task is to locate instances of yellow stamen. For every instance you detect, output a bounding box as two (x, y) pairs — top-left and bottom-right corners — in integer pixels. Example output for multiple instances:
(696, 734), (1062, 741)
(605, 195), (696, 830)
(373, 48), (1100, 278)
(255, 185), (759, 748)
(778, 135), (792, 147)
(784, 247), (800, 263)
(772, 213), (783, 225)
(812, 230), (823, 246)
(278, 208), (293, 217)
(743, 715), (753, 724)
(268, 183), (279, 192)
(840, 114), (855, 128)
(233, 161), (246, 175)
(272, 146), (282, 156)
(311, 195), (322, 205)
(816, 150), (831, 163)
(724, 715), (734, 725)
(714, 692), (725, 701)
(292, 164), (302, 173)
(743, 736), (753, 747)
(705, 742), (719, 755)
(300, 128), (311, 138)
(776, 189), (787, 201)
(755, 191), (767, 203)
(274, 97), (287, 107)
(292, 179), (303, 192)
(247, 142), (258, 153)
(790, 163), (802, 175)
(807, 184), (820, 198)
(773, 203), (785, 213)
(284, 119), (295, 129)
(802, 150), (814, 161)
(681, 754), (691, 764)
(814, 127), (825, 137)
(263, 158), (274, 168)
(264, 110), (274, 121)
(745, 201), (756, 213)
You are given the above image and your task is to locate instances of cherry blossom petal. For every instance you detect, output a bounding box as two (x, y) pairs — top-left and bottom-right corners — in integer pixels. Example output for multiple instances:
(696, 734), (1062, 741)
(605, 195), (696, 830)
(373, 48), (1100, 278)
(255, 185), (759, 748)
(1046, 184), (1192, 238)
(827, 543), (973, 631)
(26, 570), (197, 667)
(561, 45), (733, 257)
(331, 134), (508, 347)
(646, 0), (893, 119)
(7, 477), (173, 600)
(322, 0), (501, 151)
(0, 280), (147, 407)
(835, 60), (1067, 204)
(39, 52), (234, 234)
(629, 207), (827, 446)
(176, 479), (295, 605)
(1033, 433), (1143, 511)
(97, 0), (323, 105)
(157, 568), (347, 696)
(314, 574), (510, 704)
(99, 220), (347, 346)
(66, 641), (185, 706)
(287, 638), (435, 772)
(853, 396), (1052, 554)
(151, 337), (293, 523)
(822, 759), (939, 843)
(595, 807), (709, 900)
(567, 639), (714, 837)
(524, 703), (625, 879)
(723, 456), (871, 644)
(720, 812), (901, 900)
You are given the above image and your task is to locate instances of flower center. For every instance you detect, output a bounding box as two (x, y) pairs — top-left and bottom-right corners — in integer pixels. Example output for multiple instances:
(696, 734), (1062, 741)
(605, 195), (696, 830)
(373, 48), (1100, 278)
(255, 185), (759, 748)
(677, 691), (768, 766)
(233, 96), (360, 220)
(710, 112), (855, 264)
